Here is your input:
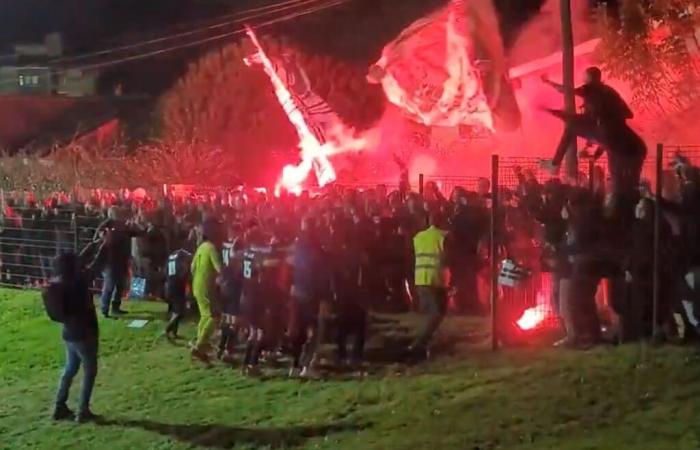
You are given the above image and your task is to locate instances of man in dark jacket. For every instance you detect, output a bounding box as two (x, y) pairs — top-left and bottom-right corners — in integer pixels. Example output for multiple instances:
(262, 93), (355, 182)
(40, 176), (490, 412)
(51, 245), (102, 423)
(542, 67), (646, 214)
(96, 207), (141, 317)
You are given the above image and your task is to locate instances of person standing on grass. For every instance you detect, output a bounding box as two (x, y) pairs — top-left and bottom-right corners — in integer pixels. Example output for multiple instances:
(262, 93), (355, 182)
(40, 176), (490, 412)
(162, 248), (192, 340)
(49, 240), (105, 423)
(96, 206), (141, 318)
(190, 219), (224, 364)
(408, 211), (449, 359)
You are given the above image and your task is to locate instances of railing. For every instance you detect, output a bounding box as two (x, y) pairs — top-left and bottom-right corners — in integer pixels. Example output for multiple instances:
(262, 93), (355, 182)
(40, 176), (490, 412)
(0, 143), (696, 350)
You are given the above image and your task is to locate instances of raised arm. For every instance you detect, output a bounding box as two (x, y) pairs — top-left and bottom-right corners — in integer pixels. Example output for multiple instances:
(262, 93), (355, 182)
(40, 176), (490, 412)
(541, 75), (565, 93)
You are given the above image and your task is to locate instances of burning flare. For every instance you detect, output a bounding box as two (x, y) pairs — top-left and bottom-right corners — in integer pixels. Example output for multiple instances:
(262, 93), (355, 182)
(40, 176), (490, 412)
(245, 27), (371, 194)
(516, 291), (553, 331)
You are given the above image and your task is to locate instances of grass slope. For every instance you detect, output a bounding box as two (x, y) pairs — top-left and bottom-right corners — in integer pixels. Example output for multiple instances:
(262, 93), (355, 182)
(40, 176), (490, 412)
(1, 289), (699, 450)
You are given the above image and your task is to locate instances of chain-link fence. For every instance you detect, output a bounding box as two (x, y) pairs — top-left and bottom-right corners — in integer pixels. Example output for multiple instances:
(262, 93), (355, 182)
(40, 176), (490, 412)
(486, 144), (700, 348)
(1, 144), (697, 350)
(0, 200), (101, 290)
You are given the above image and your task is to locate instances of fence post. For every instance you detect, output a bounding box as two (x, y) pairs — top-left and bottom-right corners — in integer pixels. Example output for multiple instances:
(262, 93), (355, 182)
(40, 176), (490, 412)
(72, 211), (79, 253)
(419, 173), (424, 195)
(490, 154), (499, 351)
(652, 143), (663, 340)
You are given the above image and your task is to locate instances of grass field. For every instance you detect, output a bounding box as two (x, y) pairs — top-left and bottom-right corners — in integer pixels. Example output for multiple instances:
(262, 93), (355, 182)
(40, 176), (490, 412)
(1, 289), (700, 450)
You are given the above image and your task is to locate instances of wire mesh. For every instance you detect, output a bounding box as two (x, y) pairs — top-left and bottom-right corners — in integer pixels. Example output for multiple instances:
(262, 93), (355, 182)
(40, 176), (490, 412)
(492, 144), (700, 341)
(425, 175), (484, 197)
(0, 196), (102, 290)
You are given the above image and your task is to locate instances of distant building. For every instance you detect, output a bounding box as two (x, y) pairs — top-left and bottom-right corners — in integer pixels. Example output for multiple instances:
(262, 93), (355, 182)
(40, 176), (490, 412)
(0, 33), (98, 97)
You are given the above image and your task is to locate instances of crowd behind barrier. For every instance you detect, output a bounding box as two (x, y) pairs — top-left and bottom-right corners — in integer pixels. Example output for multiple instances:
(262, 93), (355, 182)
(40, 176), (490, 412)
(4, 146), (700, 349)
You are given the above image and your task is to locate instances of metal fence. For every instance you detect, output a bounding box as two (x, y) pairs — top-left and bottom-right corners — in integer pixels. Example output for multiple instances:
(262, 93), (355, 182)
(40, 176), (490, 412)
(0, 204), (101, 290)
(1, 144), (697, 350)
(486, 144), (700, 348)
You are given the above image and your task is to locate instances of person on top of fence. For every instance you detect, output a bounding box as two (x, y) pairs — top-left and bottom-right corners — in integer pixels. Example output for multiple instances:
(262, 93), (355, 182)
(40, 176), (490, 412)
(541, 66), (647, 217)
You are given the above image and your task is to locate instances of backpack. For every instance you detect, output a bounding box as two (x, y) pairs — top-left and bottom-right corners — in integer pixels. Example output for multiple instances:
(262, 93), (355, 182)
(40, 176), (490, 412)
(42, 281), (67, 323)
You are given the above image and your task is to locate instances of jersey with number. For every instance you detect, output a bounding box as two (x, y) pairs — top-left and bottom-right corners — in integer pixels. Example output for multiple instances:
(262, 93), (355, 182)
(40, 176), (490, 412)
(221, 237), (243, 268)
(242, 244), (288, 294)
(220, 239), (244, 313)
(165, 249), (192, 300)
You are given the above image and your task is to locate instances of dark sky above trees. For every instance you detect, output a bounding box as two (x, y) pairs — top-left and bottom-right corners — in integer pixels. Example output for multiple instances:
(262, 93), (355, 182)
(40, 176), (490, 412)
(0, 0), (550, 49)
(0, 0), (608, 94)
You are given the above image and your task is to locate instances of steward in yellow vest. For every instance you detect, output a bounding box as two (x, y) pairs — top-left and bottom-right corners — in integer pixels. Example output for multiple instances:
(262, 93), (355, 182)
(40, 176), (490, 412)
(413, 225), (448, 287)
(409, 212), (450, 359)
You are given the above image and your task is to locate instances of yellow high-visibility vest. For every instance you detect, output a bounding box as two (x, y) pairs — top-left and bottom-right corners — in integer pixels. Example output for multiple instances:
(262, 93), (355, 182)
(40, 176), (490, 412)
(413, 225), (447, 287)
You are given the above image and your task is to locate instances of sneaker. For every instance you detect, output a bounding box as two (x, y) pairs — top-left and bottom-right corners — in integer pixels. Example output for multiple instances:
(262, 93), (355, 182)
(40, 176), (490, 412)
(76, 409), (100, 424)
(300, 366), (321, 380)
(242, 365), (262, 377)
(220, 351), (236, 364)
(111, 308), (128, 315)
(553, 337), (576, 349)
(288, 367), (301, 378)
(52, 405), (75, 421)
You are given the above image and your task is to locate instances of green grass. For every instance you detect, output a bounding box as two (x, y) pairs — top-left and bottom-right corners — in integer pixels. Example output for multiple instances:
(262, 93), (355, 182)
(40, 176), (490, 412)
(1, 289), (700, 450)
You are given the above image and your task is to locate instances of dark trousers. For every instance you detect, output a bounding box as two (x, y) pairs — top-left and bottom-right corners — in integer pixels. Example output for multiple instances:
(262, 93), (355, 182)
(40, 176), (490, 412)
(412, 286), (448, 350)
(100, 269), (126, 314)
(289, 297), (319, 369)
(165, 300), (185, 336)
(560, 277), (601, 343)
(217, 325), (238, 358)
(336, 302), (367, 363)
(551, 272), (562, 315)
(551, 112), (602, 166)
(451, 261), (481, 314)
(608, 151), (645, 221)
(55, 338), (98, 413)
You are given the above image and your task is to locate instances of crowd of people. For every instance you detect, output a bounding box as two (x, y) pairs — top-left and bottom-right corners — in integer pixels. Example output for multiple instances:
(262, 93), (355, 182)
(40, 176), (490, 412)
(10, 152), (700, 422)
(9, 65), (700, 422)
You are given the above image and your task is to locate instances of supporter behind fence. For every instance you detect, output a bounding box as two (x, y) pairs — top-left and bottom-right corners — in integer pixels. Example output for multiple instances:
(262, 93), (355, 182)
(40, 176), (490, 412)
(3, 147), (700, 352)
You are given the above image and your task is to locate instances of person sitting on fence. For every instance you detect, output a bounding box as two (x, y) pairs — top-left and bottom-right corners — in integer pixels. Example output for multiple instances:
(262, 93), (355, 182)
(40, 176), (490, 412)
(541, 67), (646, 219)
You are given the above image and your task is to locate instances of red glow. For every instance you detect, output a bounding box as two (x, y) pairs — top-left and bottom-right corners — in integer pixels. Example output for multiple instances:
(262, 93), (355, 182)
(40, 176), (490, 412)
(370, 0), (495, 130)
(516, 291), (552, 331)
(245, 27), (373, 195)
(245, 27), (333, 194)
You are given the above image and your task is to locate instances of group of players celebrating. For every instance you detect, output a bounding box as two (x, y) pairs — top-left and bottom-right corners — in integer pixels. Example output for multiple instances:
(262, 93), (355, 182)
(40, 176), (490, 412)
(163, 216), (367, 378)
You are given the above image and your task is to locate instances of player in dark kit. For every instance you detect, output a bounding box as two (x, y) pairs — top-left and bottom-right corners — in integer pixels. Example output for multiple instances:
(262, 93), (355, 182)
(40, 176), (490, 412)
(217, 228), (245, 361)
(163, 249), (192, 340)
(239, 235), (288, 376)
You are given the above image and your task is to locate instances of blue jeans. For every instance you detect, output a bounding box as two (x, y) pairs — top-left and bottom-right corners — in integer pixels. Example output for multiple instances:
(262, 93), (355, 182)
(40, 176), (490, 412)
(55, 338), (98, 413)
(100, 269), (126, 314)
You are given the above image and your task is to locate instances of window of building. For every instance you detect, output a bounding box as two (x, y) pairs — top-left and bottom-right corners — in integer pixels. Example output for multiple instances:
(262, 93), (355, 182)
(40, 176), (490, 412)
(18, 74), (41, 87)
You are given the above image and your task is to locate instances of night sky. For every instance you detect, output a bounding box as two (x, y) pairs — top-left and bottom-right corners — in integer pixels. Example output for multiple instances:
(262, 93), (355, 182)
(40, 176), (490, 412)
(0, 0), (602, 94)
(0, 0), (550, 49)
